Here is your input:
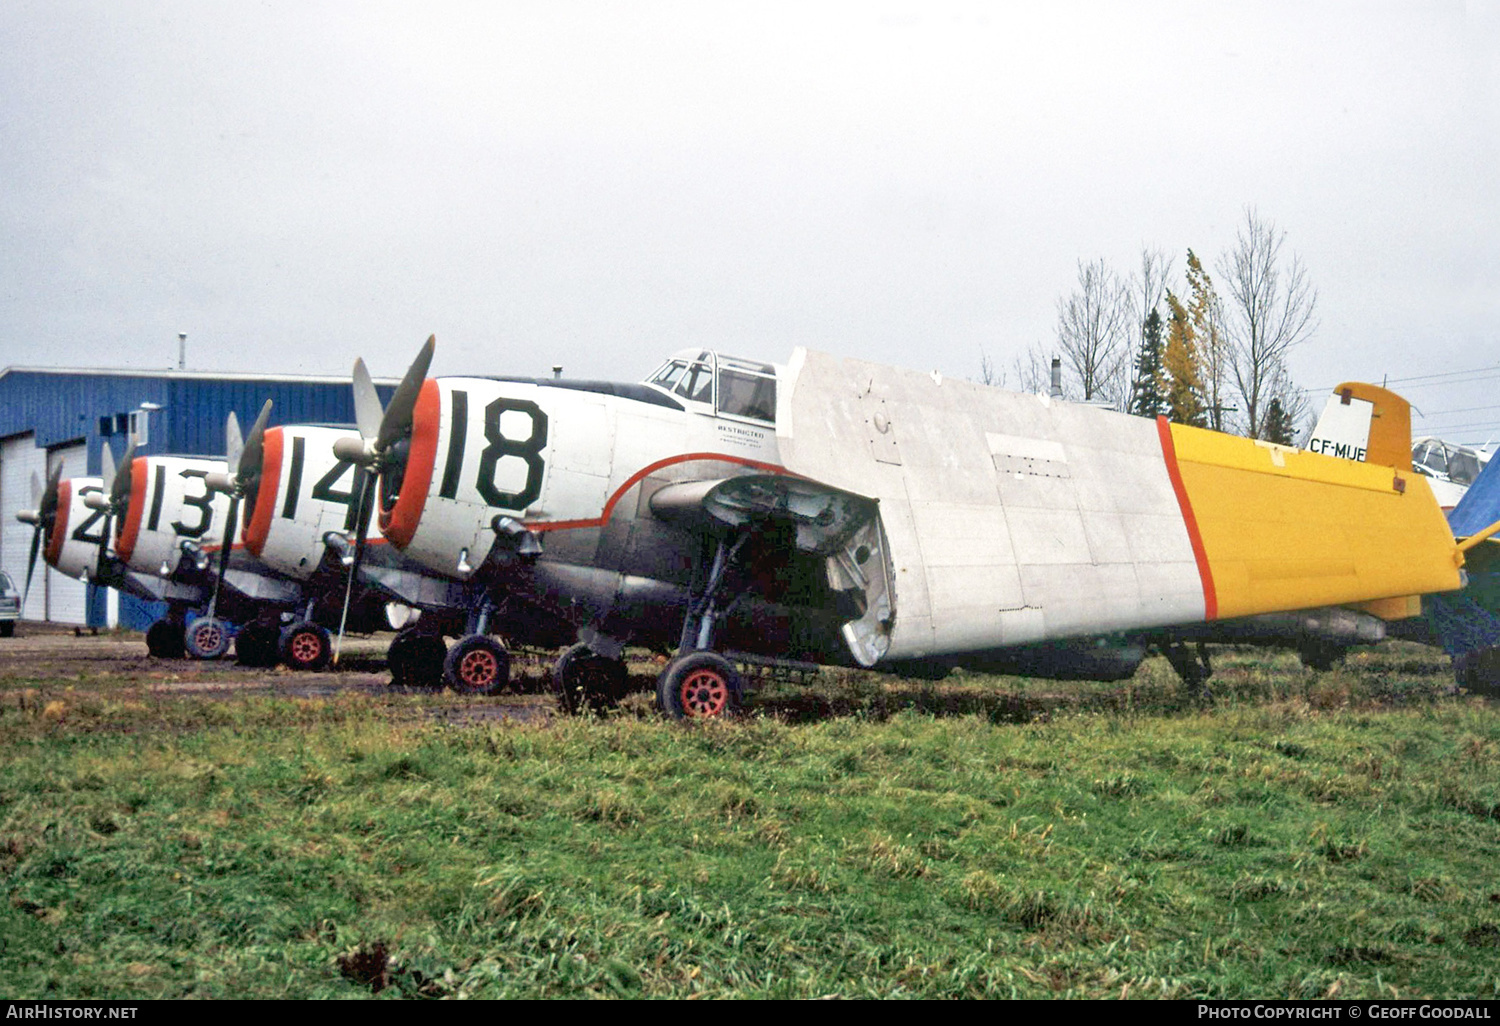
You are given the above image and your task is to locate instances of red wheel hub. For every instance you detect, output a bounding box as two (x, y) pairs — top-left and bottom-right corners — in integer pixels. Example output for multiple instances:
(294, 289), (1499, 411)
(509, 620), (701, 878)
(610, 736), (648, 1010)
(193, 623), (223, 650)
(290, 631), (323, 663)
(459, 649), (498, 687)
(679, 668), (730, 717)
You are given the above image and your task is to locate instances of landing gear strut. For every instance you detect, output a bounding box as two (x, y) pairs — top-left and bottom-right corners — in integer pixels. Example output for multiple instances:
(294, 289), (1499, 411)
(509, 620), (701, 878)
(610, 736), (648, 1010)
(1162, 640), (1213, 701)
(442, 596), (510, 694)
(656, 534), (750, 719)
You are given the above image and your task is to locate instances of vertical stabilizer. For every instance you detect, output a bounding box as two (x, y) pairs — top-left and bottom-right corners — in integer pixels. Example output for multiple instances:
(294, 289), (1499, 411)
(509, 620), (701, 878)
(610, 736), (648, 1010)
(1306, 382), (1412, 472)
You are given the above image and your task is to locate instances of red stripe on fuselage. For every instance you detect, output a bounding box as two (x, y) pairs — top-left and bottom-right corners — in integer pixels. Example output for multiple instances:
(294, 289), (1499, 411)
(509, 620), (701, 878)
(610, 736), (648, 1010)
(1155, 416), (1218, 621)
(114, 458), (149, 563)
(522, 452), (793, 532)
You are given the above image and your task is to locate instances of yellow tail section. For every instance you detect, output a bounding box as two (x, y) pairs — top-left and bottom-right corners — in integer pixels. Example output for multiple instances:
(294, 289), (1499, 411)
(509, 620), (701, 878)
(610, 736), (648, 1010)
(1166, 421), (1459, 620)
(1329, 382), (1414, 472)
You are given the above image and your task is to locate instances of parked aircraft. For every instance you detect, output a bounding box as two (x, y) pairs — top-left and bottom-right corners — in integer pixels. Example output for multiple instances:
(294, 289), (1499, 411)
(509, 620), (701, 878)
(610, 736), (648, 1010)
(1305, 384), (1490, 510)
(335, 339), (1468, 717)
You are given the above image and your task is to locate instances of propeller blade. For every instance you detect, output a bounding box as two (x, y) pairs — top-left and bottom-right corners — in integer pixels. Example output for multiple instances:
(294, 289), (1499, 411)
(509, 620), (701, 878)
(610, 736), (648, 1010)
(333, 469), (377, 665)
(352, 359), (383, 442)
(21, 523), (41, 615)
(100, 442), (116, 493)
(375, 335), (435, 452)
(30, 469), (41, 506)
(206, 495), (240, 621)
(40, 463), (62, 521)
(95, 508), (113, 580)
(110, 441), (136, 505)
(237, 400), (273, 490)
(224, 411), (244, 479)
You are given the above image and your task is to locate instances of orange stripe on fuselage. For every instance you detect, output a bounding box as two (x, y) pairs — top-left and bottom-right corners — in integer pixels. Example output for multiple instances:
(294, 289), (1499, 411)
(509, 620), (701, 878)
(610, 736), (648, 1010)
(1156, 415), (1218, 621)
(45, 480), (73, 566)
(381, 379), (441, 550)
(114, 458), (149, 563)
(243, 427), (284, 557)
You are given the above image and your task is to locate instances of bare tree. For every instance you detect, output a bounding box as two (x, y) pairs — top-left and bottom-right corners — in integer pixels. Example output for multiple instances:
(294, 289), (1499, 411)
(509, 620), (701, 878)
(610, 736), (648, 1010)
(977, 346), (1004, 387)
(1121, 245), (1176, 408)
(1011, 346), (1052, 396)
(1055, 258), (1132, 404)
(1217, 208), (1319, 439)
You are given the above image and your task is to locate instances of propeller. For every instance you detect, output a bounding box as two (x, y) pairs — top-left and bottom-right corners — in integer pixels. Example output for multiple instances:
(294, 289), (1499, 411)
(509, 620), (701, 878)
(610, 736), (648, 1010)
(91, 439), (136, 580)
(329, 335), (435, 663)
(15, 463), (63, 614)
(203, 401), (273, 620)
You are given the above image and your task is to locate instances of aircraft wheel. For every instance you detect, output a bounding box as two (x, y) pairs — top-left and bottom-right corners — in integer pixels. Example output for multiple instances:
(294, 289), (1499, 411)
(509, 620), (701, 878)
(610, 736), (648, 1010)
(184, 617), (232, 660)
(146, 618), (187, 659)
(551, 643), (629, 715)
(443, 634), (510, 695)
(657, 651), (742, 720)
(1299, 642), (1346, 672)
(1456, 648), (1500, 697)
(0, 622), (13, 638)
(280, 621), (332, 672)
(234, 623), (281, 667)
(388, 628), (447, 688)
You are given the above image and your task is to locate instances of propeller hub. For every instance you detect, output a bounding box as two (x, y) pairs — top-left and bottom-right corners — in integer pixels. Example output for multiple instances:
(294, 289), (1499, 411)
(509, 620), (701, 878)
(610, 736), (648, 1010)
(332, 435), (376, 465)
(16, 509), (39, 525)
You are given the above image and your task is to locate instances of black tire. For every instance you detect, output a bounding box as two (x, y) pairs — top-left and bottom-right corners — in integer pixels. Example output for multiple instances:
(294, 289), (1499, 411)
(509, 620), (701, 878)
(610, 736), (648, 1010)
(0, 621), (14, 638)
(146, 618), (187, 659)
(184, 617), (232, 660)
(279, 621), (332, 672)
(234, 624), (281, 667)
(388, 628), (447, 688)
(656, 651), (742, 720)
(1457, 647), (1500, 697)
(1299, 643), (1346, 673)
(551, 642), (630, 715)
(443, 634), (510, 695)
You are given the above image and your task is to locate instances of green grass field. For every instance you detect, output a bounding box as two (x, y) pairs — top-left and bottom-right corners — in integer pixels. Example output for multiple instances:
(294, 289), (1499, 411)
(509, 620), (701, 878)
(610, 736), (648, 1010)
(1, 643), (1498, 998)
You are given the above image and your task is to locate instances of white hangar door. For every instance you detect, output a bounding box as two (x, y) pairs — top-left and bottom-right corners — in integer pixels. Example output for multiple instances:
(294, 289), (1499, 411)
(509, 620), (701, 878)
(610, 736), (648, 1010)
(45, 442), (90, 625)
(1, 433), (49, 621)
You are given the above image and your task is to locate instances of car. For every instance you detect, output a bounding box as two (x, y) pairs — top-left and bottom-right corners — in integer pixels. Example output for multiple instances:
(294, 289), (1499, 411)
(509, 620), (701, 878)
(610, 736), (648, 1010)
(0, 570), (19, 637)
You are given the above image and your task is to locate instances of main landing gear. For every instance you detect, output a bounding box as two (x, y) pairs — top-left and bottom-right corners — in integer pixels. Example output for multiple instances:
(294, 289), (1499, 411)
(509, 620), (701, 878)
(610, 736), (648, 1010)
(552, 642), (630, 714)
(655, 534), (749, 720)
(1161, 640), (1213, 702)
(387, 626), (448, 688)
(145, 616), (187, 659)
(437, 596), (512, 695)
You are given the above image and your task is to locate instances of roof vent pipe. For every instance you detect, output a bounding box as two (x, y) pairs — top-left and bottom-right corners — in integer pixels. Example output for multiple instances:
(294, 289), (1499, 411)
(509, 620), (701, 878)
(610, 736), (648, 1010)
(1049, 357), (1063, 399)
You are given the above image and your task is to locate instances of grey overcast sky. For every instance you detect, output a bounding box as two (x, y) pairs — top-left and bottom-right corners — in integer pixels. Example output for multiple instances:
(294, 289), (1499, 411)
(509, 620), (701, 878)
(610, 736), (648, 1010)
(3, 1), (1498, 442)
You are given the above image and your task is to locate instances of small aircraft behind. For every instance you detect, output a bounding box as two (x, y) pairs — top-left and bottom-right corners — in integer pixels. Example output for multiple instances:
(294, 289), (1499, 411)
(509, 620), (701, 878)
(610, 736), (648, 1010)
(336, 339), (1470, 717)
(1305, 387), (1490, 511)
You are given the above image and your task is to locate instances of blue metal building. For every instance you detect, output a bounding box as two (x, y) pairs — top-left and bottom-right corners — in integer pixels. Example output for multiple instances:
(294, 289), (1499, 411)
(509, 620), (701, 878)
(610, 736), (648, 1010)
(0, 366), (393, 630)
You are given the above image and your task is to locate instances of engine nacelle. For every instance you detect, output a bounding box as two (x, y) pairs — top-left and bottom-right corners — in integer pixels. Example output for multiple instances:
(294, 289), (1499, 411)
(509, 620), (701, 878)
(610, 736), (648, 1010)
(243, 425), (377, 581)
(114, 455), (232, 576)
(44, 477), (109, 581)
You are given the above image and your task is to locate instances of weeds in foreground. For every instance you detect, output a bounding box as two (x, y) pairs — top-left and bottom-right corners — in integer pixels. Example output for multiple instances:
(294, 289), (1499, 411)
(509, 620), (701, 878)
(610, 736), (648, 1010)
(0, 644), (1497, 998)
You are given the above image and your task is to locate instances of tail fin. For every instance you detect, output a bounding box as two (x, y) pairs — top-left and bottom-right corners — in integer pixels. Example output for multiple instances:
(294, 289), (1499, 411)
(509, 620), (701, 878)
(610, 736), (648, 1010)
(1305, 382), (1412, 472)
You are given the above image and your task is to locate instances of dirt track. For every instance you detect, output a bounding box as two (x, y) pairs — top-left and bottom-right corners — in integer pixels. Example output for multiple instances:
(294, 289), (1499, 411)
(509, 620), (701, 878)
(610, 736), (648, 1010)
(0, 624), (566, 723)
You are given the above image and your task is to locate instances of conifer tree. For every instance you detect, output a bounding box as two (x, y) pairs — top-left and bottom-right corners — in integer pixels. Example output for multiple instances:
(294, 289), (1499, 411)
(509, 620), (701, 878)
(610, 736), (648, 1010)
(1163, 291), (1207, 427)
(1261, 396), (1296, 445)
(1128, 309), (1167, 418)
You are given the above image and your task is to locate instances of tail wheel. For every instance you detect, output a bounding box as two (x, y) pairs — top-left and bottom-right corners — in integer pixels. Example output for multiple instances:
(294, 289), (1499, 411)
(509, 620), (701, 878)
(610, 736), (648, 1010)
(443, 634), (510, 695)
(184, 617), (231, 660)
(279, 621), (332, 672)
(657, 652), (742, 720)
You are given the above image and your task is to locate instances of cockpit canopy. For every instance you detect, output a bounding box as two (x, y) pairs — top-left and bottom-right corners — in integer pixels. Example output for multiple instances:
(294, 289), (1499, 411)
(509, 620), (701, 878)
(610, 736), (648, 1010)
(645, 349), (778, 424)
(1412, 437), (1486, 486)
